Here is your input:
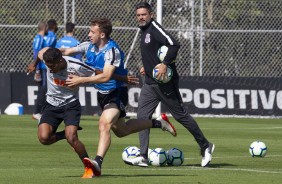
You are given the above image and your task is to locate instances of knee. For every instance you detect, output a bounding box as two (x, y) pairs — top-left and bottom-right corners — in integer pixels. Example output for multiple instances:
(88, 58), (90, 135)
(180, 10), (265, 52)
(38, 134), (51, 145)
(65, 133), (78, 146)
(99, 121), (112, 133)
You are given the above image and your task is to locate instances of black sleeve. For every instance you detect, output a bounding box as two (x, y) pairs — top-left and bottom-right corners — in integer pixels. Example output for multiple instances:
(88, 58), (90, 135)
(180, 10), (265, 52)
(152, 21), (180, 65)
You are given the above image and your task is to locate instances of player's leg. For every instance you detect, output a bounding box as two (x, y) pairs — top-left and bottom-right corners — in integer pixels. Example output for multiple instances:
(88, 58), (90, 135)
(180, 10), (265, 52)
(65, 125), (88, 159)
(33, 69), (47, 120)
(61, 100), (91, 178)
(125, 84), (160, 167)
(96, 103), (120, 158)
(111, 115), (176, 137)
(155, 79), (214, 167)
(64, 100), (89, 160)
(38, 123), (58, 145)
(83, 103), (120, 178)
(37, 102), (63, 145)
(65, 126), (91, 179)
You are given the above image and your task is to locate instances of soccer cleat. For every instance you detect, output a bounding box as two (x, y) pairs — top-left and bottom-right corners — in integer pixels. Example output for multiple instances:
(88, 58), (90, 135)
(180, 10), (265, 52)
(157, 113), (177, 137)
(124, 155), (149, 167)
(83, 158), (101, 177)
(81, 167), (94, 178)
(201, 142), (215, 167)
(32, 113), (42, 120)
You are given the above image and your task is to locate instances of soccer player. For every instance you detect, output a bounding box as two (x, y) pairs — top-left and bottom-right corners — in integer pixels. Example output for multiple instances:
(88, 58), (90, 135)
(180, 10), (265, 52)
(56, 22), (82, 60)
(32, 19), (59, 120)
(124, 2), (215, 167)
(60, 17), (177, 178)
(35, 47), (94, 177)
(31, 21), (48, 120)
(44, 19), (58, 48)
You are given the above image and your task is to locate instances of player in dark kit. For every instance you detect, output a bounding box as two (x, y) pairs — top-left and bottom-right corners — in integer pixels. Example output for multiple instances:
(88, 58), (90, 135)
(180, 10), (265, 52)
(125, 2), (215, 167)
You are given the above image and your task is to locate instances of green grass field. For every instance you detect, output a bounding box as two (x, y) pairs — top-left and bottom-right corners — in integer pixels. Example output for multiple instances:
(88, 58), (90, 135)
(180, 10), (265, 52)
(0, 115), (282, 184)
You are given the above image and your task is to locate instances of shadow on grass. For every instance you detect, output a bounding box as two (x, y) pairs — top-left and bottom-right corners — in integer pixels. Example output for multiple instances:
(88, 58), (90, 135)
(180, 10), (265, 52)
(182, 163), (236, 168)
(64, 173), (196, 178)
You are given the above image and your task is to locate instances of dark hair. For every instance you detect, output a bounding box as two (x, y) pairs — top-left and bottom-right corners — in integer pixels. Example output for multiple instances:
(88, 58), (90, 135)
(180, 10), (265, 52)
(66, 22), (75, 33)
(90, 18), (112, 39)
(135, 2), (153, 12)
(47, 19), (58, 32)
(43, 48), (62, 64)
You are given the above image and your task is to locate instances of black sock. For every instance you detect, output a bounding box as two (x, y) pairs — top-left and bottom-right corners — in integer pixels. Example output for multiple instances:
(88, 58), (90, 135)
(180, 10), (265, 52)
(81, 154), (89, 162)
(152, 119), (162, 128)
(95, 155), (103, 168)
(55, 130), (66, 140)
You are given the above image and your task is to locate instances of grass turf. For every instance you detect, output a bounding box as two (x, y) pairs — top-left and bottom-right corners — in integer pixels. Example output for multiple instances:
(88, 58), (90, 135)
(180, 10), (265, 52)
(0, 115), (282, 184)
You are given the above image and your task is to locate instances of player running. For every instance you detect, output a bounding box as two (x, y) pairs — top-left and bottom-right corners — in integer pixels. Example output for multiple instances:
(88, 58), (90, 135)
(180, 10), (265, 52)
(60, 17), (177, 178)
(33, 47), (94, 177)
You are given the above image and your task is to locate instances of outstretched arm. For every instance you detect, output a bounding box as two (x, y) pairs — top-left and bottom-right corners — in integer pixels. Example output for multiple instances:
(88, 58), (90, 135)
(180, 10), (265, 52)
(59, 47), (78, 56)
(111, 74), (139, 85)
(94, 70), (139, 85)
(66, 65), (139, 87)
(66, 64), (115, 87)
(26, 47), (50, 74)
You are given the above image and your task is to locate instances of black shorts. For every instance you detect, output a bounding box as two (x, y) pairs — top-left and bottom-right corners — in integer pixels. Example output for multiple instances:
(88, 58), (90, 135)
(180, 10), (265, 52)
(98, 87), (128, 118)
(39, 100), (81, 130)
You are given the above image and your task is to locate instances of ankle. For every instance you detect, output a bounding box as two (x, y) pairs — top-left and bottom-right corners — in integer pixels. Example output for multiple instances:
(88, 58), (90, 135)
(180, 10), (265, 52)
(95, 155), (103, 168)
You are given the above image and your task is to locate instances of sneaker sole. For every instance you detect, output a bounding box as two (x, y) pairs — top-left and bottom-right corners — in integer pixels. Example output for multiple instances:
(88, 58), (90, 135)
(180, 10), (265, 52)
(123, 160), (148, 167)
(210, 144), (215, 154)
(161, 114), (177, 137)
(83, 158), (101, 177)
(81, 168), (94, 179)
(167, 121), (177, 137)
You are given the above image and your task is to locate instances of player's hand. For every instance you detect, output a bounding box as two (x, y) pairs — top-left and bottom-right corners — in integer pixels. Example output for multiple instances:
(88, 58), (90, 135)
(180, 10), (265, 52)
(127, 75), (139, 85)
(156, 63), (167, 81)
(26, 62), (36, 75)
(66, 74), (83, 87)
(139, 67), (145, 75)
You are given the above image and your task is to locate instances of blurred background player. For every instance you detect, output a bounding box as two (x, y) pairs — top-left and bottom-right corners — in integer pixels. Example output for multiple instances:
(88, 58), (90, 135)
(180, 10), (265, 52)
(32, 19), (58, 120)
(56, 22), (82, 61)
(31, 21), (48, 120)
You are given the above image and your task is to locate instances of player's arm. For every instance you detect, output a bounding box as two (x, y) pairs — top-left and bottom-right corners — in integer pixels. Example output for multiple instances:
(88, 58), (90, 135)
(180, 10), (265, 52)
(26, 47), (50, 74)
(59, 47), (78, 56)
(59, 41), (90, 56)
(66, 64), (115, 86)
(94, 70), (138, 85)
(37, 47), (49, 60)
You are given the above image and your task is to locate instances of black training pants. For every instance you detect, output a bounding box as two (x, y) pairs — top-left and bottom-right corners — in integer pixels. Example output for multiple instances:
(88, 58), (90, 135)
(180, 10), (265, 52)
(137, 79), (209, 157)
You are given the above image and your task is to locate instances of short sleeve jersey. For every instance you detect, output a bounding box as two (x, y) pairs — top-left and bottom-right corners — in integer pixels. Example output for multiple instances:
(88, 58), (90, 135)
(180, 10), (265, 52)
(45, 56), (95, 107)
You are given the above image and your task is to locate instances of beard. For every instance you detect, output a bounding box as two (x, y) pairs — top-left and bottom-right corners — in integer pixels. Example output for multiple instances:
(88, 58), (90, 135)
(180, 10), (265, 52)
(139, 20), (149, 27)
